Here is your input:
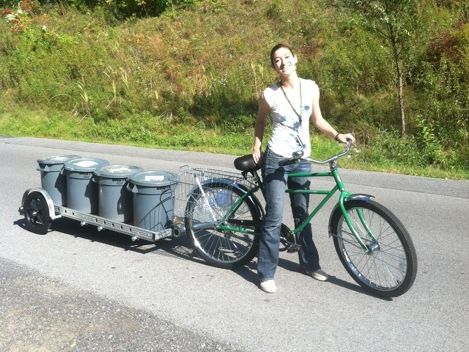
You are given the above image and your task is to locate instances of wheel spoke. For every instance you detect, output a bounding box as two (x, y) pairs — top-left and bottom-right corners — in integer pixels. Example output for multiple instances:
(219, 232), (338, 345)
(185, 183), (259, 268)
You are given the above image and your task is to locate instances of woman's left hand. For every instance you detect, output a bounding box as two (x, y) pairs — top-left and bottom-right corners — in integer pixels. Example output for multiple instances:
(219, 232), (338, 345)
(336, 133), (355, 144)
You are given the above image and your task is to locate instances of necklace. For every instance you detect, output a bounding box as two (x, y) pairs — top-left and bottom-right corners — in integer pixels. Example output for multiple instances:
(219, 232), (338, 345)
(279, 80), (303, 125)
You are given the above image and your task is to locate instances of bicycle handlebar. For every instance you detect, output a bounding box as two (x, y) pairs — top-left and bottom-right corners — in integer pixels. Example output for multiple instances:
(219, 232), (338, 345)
(279, 139), (353, 166)
(308, 139), (353, 165)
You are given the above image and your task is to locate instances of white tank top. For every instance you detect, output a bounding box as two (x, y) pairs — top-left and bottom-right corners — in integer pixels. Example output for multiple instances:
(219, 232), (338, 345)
(263, 78), (317, 158)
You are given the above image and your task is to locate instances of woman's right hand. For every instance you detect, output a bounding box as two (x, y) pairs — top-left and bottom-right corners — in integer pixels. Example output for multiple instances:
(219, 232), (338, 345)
(252, 146), (263, 165)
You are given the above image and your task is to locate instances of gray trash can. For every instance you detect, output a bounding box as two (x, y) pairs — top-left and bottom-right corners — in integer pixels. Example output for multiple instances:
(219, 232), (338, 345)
(63, 158), (109, 213)
(94, 165), (143, 223)
(127, 171), (179, 232)
(37, 155), (81, 206)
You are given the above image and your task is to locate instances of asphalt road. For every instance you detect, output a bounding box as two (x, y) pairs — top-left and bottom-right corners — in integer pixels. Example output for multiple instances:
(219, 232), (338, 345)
(1, 137), (468, 352)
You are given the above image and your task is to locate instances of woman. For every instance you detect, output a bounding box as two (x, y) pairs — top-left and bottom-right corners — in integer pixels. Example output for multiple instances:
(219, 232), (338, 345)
(252, 43), (355, 293)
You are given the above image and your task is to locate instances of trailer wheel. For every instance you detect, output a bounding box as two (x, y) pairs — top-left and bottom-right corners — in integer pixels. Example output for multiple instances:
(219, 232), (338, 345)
(23, 192), (51, 234)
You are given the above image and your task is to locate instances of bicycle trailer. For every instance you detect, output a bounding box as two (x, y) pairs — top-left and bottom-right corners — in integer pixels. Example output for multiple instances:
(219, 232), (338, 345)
(19, 155), (180, 242)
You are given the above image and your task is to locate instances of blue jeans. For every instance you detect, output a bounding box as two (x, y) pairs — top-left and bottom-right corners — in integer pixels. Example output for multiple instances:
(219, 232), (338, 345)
(257, 148), (321, 281)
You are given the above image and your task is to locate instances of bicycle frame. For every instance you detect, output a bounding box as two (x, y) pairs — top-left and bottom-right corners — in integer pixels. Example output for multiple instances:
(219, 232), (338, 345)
(285, 168), (374, 251)
(215, 164), (376, 252)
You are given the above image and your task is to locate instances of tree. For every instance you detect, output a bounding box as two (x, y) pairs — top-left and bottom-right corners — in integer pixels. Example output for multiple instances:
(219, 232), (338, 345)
(335, 0), (418, 136)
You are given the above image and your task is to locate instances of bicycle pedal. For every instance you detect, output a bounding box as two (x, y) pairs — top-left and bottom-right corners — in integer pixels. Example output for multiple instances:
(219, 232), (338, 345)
(287, 244), (301, 253)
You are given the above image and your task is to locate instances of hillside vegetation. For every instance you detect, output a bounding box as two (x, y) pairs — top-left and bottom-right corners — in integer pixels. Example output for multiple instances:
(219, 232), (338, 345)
(0, 0), (468, 178)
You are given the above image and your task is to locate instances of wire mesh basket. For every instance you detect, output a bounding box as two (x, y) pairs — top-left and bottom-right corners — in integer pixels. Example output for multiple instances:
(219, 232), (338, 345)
(174, 166), (258, 224)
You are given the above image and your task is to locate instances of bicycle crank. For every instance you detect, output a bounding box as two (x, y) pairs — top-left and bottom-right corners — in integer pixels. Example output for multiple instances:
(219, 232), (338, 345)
(279, 223), (301, 252)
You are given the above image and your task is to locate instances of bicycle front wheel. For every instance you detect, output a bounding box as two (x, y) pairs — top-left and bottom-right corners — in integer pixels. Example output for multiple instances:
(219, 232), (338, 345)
(185, 182), (260, 269)
(330, 199), (417, 297)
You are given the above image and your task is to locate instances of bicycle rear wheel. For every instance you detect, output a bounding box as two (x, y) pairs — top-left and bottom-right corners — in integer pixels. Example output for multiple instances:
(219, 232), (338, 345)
(330, 199), (417, 297)
(184, 182), (260, 269)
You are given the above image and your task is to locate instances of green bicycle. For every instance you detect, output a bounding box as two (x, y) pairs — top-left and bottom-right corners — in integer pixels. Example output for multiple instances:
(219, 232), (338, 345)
(183, 141), (417, 297)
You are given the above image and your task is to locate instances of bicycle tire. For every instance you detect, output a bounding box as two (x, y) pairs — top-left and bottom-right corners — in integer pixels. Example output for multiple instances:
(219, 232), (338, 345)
(330, 199), (417, 297)
(184, 182), (260, 269)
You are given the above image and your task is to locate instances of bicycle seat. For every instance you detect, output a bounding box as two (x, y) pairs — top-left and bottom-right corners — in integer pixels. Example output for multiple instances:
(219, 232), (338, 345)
(234, 154), (261, 172)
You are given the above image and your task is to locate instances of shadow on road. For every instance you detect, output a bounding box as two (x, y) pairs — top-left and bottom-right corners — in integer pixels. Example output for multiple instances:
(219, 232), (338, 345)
(231, 257), (392, 300)
(13, 217), (205, 264)
(15, 217), (391, 300)
(325, 276), (392, 301)
(278, 257), (392, 300)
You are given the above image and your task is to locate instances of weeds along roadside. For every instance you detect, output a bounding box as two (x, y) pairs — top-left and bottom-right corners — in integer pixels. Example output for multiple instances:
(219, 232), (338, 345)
(1, 108), (467, 180)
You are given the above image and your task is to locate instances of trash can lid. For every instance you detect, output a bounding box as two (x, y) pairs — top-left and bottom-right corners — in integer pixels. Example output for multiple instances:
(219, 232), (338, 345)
(94, 165), (143, 178)
(37, 155), (81, 165)
(64, 158), (109, 172)
(129, 171), (179, 187)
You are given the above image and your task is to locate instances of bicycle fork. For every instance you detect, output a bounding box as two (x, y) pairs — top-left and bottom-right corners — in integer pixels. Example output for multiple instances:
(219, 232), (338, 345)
(332, 169), (380, 254)
(338, 193), (380, 253)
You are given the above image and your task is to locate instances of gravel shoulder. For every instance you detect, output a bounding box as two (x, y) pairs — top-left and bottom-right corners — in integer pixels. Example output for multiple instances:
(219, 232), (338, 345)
(0, 257), (241, 352)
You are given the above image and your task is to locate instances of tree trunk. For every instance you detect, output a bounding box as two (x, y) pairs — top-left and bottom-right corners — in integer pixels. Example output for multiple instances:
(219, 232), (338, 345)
(397, 68), (406, 136)
(389, 23), (406, 136)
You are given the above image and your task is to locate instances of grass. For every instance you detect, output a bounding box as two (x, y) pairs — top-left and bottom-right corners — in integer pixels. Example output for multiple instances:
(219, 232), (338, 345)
(1, 108), (468, 180)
